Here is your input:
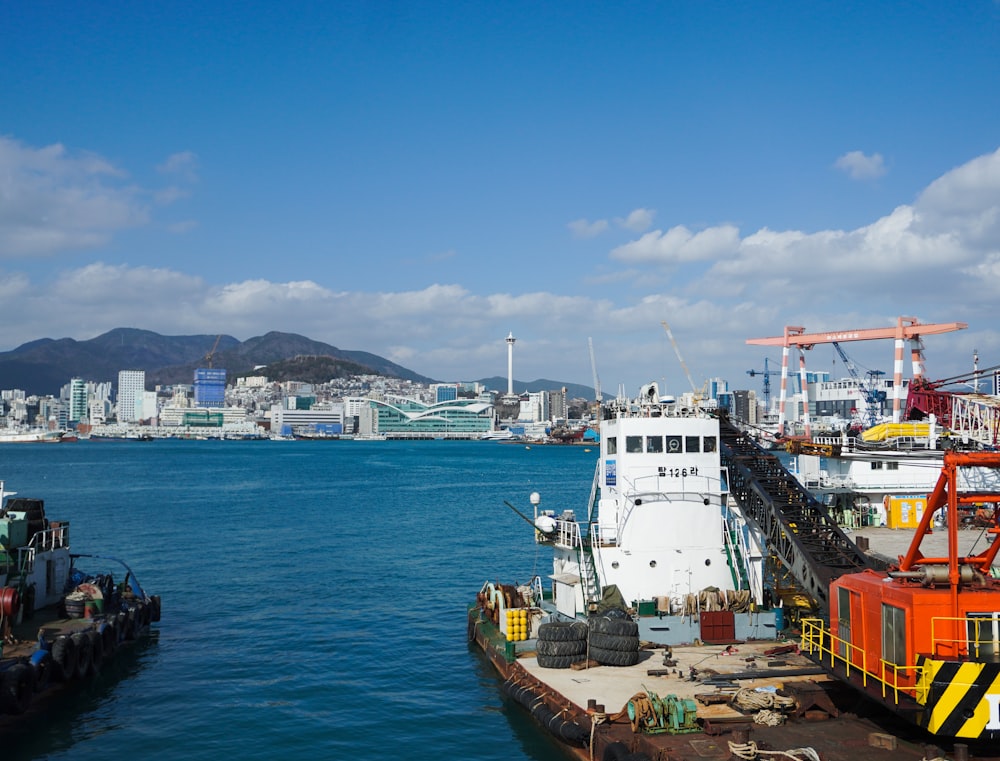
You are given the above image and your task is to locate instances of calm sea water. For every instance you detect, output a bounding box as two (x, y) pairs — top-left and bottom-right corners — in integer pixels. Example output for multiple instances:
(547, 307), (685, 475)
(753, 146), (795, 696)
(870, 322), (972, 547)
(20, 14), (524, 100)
(2, 439), (597, 761)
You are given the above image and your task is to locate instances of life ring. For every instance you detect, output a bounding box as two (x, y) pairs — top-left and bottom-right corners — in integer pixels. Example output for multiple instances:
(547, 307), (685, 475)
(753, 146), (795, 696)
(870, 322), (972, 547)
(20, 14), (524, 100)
(51, 635), (78, 682)
(1, 663), (34, 715)
(0, 586), (20, 617)
(29, 649), (53, 692)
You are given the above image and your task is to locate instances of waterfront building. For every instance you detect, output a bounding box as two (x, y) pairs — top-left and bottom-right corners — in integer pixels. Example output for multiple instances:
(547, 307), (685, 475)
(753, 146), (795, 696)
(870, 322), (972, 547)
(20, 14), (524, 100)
(69, 378), (87, 422)
(117, 370), (145, 422)
(194, 368), (226, 408)
(269, 403), (345, 436)
(518, 391), (549, 423)
(360, 396), (494, 438)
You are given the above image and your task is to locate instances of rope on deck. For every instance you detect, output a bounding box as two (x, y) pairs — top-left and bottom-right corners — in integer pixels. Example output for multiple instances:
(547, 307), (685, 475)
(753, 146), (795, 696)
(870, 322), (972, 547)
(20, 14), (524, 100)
(726, 740), (821, 761)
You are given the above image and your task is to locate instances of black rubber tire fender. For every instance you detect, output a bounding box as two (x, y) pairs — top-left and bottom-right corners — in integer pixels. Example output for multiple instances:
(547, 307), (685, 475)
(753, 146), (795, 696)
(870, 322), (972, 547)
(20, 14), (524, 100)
(536, 652), (588, 669)
(1, 663), (34, 715)
(589, 645), (640, 667)
(536, 638), (587, 657)
(603, 741), (630, 761)
(588, 631), (640, 652)
(588, 616), (639, 637)
(149, 595), (161, 622)
(87, 629), (103, 674)
(51, 635), (78, 682)
(71, 631), (93, 680)
(100, 621), (117, 658)
(536, 621), (588, 642)
(29, 649), (53, 692)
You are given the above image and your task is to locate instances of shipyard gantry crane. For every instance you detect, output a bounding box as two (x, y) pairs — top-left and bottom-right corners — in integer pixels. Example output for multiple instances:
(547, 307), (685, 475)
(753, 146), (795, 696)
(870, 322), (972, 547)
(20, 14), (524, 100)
(747, 317), (966, 438)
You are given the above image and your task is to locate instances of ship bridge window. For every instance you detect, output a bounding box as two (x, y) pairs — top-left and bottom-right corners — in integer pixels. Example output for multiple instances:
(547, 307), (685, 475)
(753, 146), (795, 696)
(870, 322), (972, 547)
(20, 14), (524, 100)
(704, 436), (717, 453)
(626, 436), (643, 453)
(887, 462), (899, 471)
(665, 435), (682, 454)
(882, 603), (907, 666)
(686, 436), (700, 453)
(871, 461), (884, 470)
(607, 437), (617, 454)
(646, 436), (663, 453)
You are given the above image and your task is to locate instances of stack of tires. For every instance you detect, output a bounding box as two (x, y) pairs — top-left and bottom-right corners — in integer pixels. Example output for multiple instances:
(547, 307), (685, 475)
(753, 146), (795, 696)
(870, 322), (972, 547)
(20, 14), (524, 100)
(535, 620), (588, 669)
(588, 615), (640, 667)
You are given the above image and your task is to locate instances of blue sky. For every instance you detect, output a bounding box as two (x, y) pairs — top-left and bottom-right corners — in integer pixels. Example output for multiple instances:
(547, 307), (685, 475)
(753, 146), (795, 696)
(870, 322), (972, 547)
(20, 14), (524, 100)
(2, 2), (999, 395)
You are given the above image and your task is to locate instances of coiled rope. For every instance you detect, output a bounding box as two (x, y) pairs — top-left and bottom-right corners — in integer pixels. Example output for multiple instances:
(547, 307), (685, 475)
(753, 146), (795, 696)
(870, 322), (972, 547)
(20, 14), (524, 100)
(732, 687), (797, 712)
(726, 740), (821, 761)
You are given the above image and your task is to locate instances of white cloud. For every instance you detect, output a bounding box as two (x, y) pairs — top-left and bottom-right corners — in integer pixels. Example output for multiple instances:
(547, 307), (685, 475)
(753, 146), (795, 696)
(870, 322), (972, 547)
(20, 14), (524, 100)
(0, 136), (149, 257)
(834, 150), (886, 180)
(610, 224), (741, 264)
(157, 151), (199, 182)
(615, 208), (655, 232)
(567, 218), (609, 238)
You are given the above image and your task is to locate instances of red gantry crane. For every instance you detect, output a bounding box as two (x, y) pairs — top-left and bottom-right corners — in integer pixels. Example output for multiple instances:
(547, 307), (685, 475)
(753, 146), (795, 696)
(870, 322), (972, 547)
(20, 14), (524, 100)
(747, 317), (967, 439)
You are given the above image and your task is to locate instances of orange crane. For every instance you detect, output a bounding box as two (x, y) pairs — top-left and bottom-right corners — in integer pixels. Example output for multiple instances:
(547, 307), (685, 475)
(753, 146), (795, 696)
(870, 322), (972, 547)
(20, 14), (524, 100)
(747, 317), (967, 438)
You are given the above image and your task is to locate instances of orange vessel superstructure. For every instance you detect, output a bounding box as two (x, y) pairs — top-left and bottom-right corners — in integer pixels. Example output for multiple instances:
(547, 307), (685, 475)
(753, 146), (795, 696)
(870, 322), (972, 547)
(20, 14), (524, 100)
(803, 451), (1000, 740)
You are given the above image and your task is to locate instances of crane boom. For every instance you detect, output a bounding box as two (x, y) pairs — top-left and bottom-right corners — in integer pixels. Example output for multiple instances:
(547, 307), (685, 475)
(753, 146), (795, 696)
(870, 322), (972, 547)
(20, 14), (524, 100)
(588, 337), (601, 403)
(661, 320), (699, 395)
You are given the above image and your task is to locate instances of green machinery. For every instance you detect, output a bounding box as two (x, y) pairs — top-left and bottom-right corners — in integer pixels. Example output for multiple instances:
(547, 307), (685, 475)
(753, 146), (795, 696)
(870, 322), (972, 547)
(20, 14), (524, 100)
(626, 689), (700, 735)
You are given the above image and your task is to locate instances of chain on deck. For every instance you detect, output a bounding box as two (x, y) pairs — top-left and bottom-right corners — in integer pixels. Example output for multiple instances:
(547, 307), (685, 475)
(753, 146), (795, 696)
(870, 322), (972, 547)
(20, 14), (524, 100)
(719, 419), (877, 611)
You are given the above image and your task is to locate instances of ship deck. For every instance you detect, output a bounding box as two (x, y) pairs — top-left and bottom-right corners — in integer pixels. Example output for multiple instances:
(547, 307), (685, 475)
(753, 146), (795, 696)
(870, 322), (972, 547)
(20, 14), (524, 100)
(474, 526), (1000, 761)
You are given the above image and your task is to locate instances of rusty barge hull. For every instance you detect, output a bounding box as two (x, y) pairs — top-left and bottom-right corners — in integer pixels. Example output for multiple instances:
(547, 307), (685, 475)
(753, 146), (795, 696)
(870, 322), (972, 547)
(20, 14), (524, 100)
(469, 605), (1000, 761)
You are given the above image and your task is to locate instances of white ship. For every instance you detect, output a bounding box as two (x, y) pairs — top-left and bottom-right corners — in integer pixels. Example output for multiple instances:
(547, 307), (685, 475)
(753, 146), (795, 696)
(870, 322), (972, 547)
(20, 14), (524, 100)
(526, 382), (774, 644)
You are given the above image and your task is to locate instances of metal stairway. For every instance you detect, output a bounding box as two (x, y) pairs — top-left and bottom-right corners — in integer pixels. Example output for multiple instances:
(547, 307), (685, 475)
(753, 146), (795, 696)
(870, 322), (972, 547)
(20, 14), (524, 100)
(718, 418), (877, 611)
(578, 465), (603, 608)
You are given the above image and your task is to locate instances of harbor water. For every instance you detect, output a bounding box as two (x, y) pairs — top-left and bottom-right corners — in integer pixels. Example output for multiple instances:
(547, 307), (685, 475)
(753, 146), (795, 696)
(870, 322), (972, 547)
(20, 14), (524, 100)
(1, 439), (596, 761)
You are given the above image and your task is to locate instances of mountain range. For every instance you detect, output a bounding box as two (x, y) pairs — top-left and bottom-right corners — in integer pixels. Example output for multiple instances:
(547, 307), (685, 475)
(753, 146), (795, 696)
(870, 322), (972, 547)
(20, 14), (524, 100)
(0, 328), (598, 400)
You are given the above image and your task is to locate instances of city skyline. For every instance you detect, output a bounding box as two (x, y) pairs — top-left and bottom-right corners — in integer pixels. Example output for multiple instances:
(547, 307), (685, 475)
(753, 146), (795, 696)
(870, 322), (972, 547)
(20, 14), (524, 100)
(1, 4), (998, 394)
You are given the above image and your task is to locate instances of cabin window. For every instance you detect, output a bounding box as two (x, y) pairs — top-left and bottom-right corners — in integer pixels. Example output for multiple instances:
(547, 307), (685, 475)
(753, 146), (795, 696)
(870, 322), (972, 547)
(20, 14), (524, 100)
(882, 603), (907, 666)
(626, 436), (643, 453)
(967, 613), (1000, 663)
(686, 436), (700, 453)
(704, 436), (717, 453)
(837, 587), (852, 658)
(646, 436), (663, 453)
(887, 462), (899, 471)
(871, 461), (884, 470)
(665, 435), (682, 454)
(607, 437), (617, 454)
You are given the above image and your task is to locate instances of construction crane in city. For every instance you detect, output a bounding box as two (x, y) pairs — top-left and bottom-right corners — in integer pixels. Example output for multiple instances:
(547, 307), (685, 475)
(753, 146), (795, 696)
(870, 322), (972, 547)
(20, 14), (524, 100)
(746, 357), (782, 409)
(660, 320), (704, 399)
(203, 334), (223, 369)
(588, 337), (601, 407)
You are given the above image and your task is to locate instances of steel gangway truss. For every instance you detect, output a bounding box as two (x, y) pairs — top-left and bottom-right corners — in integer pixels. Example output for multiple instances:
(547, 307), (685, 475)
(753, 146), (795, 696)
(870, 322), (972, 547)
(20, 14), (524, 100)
(718, 418), (878, 611)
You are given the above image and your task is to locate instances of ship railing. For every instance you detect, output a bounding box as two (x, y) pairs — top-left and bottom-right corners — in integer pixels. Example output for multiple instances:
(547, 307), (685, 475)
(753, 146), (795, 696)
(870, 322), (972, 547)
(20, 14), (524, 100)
(801, 618), (870, 688)
(16, 521), (71, 573)
(801, 618), (925, 704)
(930, 615), (998, 661)
(553, 519), (585, 549)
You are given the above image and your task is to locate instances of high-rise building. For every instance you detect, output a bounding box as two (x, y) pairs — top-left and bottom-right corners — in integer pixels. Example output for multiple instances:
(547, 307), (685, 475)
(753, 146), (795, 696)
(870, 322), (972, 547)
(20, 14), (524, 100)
(69, 378), (88, 422)
(194, 368), (227, 408)
(117, 370), (145, 422)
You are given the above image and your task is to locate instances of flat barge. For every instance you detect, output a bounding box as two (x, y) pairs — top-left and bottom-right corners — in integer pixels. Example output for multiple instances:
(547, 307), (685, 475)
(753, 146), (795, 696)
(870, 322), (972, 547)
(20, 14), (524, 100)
(471, 383), (1000, 760)
(0, 480), (159, 721)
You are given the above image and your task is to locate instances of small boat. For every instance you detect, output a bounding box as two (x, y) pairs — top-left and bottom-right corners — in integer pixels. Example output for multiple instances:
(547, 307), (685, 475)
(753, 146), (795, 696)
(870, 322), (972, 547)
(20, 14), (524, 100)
(0, 480), (160, 720)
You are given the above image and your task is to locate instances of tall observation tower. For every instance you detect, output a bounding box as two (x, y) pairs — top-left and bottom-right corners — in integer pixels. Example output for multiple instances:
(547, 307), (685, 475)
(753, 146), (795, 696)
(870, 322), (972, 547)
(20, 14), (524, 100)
(506, 332), (516, 396)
